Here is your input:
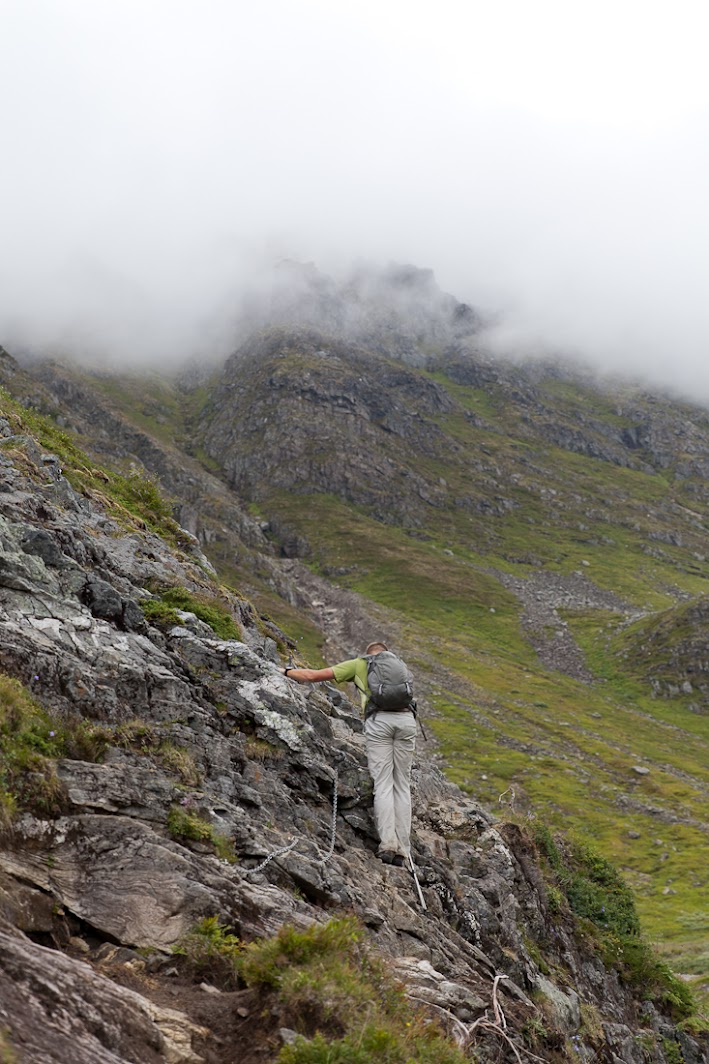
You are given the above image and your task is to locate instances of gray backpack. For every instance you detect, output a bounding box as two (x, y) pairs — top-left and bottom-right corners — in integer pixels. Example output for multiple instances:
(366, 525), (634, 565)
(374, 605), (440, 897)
(365, 651), (415, 714)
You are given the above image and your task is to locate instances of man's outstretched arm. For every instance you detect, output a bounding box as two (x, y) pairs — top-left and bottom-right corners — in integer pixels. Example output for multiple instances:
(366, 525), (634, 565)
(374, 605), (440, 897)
(282, 667), (335, 683)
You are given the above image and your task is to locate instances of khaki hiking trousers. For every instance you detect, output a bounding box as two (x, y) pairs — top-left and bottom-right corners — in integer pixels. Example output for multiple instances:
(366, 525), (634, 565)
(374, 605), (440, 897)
(364, 710), (417, 857)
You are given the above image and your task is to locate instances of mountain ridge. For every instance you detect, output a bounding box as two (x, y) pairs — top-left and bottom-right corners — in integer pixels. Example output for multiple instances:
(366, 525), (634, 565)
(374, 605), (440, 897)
(0, 368), (704, 1062)
(1, 272), (708, 1058)
(11, 320), (709, 993)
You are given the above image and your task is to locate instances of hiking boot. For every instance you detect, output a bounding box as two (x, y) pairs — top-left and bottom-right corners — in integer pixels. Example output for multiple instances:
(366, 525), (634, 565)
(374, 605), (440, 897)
(378, 850), (405, 867)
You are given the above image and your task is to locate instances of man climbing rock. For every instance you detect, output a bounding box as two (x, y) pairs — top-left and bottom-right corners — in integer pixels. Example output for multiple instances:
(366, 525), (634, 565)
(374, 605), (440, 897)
(282, 642), (417, 867)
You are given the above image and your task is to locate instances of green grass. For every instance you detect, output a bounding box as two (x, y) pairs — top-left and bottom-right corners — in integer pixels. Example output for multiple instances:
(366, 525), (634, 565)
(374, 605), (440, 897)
(0, 1028), (16, 1064)
(174, 915), (471, 1061)
(172, 915), (244, 988)
(140, 599), (184, 630)
(82, 368), (218, 450)
(0, 388), (183, 546)
(536, 377), (639, 425)
(533, 826), (696, 1020)
(85, 372), (185, 446)
(259, 490), (526, 648)
(0, 684), (205, 828)
(608, 596), (709, 700)
(166, 803), (235, 861)
(240, 918), (468, 1064)
(417, 373), (709, 605)
(141, 585), (241, 640)
(425, 371), (504, 421)
(0, 673), (109, 824)
(112, 719), (201, 785)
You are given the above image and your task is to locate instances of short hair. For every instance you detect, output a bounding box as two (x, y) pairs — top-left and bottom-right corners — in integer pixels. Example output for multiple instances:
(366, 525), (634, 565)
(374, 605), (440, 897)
(365, 641), (388, 654)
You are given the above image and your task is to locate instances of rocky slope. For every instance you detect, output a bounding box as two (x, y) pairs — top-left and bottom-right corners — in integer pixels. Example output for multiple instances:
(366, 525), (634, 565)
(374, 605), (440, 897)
(3, 283), (709, 998)
(0, 360), (706, 1061)
(202, 326), (457, 523)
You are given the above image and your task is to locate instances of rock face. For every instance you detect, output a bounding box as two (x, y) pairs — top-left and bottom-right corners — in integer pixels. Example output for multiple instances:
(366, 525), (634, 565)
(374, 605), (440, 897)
(235, 260), (483, 365)
(442, 352), (709, 480)
(22, 358), (273, 563)
(195, 321), (709, 574)
(201, 327), (455, 526)
(0, 917), (206, 1064)
(626, 595), (709, 705)
(0, 378), (705, 1062)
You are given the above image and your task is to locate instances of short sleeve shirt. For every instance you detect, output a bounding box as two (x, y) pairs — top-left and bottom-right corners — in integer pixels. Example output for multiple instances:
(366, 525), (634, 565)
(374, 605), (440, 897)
(331, 657), (370, 710)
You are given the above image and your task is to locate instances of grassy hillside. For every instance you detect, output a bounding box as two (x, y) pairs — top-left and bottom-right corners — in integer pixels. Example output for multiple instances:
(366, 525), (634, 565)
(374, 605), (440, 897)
(199, 345), (707, 1004)
(250, 491), (708, 1004)
(14, 342), (709, 1006)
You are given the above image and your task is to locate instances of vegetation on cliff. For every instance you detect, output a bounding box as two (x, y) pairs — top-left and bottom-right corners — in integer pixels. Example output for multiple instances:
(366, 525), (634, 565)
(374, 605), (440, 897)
(0, 327), (707, 1060)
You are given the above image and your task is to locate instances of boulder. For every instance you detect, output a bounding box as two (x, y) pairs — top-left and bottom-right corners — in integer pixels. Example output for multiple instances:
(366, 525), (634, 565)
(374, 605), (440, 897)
(0, 918), (206, 1063)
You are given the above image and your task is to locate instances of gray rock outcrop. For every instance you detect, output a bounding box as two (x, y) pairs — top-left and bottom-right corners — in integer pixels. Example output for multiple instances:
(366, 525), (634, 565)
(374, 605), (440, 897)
(0, 390), (704, 1064)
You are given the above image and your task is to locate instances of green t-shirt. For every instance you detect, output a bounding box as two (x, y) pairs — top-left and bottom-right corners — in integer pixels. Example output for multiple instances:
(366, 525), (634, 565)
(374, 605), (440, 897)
(331, 657), (370, 710)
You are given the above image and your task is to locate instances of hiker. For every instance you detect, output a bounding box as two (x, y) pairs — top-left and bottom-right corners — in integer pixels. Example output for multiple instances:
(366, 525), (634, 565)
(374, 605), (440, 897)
(282, 642), (417, 867)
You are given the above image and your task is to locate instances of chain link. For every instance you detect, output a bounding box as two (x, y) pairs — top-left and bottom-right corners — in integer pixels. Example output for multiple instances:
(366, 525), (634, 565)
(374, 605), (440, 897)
(316, 768), (338, 867)
(246, 769), (338, 878)
(247, 838), (299, 875)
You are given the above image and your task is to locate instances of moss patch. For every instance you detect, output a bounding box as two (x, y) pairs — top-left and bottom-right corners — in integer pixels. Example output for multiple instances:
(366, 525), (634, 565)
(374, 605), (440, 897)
(0, 673), (108, 824)
(166, 803), (235, 862)
(141, 585), (240, 640)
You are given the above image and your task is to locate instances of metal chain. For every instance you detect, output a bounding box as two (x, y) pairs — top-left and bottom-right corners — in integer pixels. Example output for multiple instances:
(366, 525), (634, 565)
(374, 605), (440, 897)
(317, 769), (338, 868)
(246, 769), (338, 877)
(247, 838), (299, 875)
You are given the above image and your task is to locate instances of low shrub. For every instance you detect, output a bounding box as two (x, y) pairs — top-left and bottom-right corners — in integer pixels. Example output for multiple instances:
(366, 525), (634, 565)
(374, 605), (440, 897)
(107, 470), (176, 531)
(238, 918), (366, 992)
(238, 918), (468, 1063)
(0, 673), (107, 823)
(139, 599), (184, 630)
(533, 824), (696, 1020)
(141, 585), (240, 640)
(172, 916), (243, 988)
(174, 916), (469, 1061)
(157, 743), (201, 786)
(660, 1035), (685, 1064)
(279, 1022), (467, 1064)
(112, 719), (160, 752)
(166, 804), (235, 862)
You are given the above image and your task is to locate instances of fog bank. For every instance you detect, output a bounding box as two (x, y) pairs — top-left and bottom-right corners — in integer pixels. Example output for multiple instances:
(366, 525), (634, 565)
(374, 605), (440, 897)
(2, 1), (709, 398)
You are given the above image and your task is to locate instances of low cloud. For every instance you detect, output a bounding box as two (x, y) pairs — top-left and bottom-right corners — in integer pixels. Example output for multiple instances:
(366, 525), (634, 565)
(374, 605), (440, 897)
(2, 1), (709, 400)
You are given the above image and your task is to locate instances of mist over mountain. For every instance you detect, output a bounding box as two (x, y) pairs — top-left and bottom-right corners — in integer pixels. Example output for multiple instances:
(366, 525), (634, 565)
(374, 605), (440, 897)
(4, 4), (709, 1059)
(1, 255), (709, 1058)
(232, 260), (483, 363)
(12, 252), (708, 424)
(4, 3), (709, 397)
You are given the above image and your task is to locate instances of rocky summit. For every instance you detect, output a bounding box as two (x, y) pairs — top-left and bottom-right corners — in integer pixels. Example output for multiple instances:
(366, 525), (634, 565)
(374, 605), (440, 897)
(0, 264), (708, 1063)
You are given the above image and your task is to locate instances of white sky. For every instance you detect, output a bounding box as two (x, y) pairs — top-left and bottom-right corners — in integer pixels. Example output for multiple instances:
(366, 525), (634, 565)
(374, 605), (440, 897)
(2, 0), (709, 394)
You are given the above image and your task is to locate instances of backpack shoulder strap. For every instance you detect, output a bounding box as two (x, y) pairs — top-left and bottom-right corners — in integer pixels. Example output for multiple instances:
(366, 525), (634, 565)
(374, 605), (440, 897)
(352, 657), (371, 694)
